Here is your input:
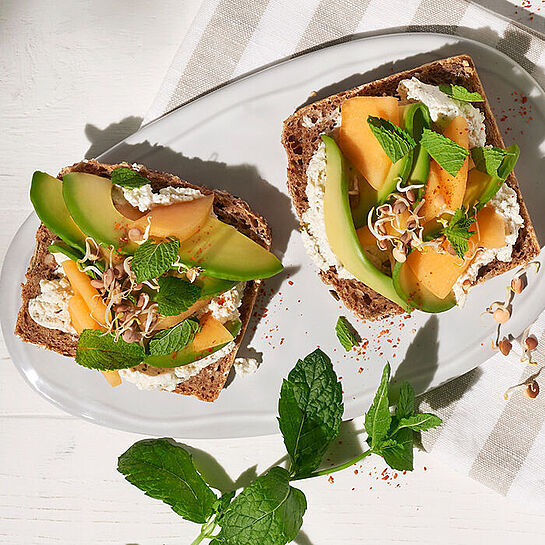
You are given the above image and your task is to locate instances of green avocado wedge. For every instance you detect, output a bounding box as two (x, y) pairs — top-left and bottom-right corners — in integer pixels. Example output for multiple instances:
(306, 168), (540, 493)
(62, 172), (137, 253)
(144, 320), (242, 368)
(321, 134), (410, 311)
(177, 216), (283, 281)
(30, 171), (87, 252)
(195, 275), (237, 299)
(469, 144), (520, 208)
(48, 241), (84, 263)
(377, 152), (413, 204)
(392, 257), (456, 313)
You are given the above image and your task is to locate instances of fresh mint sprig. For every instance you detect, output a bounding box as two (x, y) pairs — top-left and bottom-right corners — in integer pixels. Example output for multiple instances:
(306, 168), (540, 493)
(118, 350), (442, 544)
(111, 167), (150, 189)
(471, 146), (519, 179)
(438, 83), (484, 102)
(420, 128), (469, 176)
(75, 329), (145, 370)
(148, 318), (200, 356)
(367, 116), (416, 163)
(442, 207), (476, 258)
(131, 238), (180, 283)
(155, 276), (202, 316)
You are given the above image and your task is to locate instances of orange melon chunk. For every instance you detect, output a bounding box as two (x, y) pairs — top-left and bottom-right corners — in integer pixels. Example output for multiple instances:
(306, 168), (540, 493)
(471, 205), (506, 249)
(421, 116), (469, 223)
(62, 260), (109, 326)
(130, 195), (214, 243)
(338, 96), (399, 191)
(191, 314), (234, 353)
(68, 294), (121, 387)
(154, 299), (210, 331)
(408, 205), (507, 299)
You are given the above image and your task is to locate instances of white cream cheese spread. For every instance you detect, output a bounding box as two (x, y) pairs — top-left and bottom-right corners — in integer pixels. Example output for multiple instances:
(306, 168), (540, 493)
(397, 77), (487, 147)
(453, 183), (524, 306)
(28, 277), (76, 335)
(122, 184), (204, 212)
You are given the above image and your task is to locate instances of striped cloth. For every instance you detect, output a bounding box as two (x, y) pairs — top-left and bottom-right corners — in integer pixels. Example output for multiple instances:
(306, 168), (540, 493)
(143, 0), (545, 505)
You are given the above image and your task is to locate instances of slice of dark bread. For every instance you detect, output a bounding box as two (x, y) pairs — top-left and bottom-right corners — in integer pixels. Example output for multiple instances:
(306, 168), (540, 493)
(282, 54), (540, 321)
(15, 160), (271, 402)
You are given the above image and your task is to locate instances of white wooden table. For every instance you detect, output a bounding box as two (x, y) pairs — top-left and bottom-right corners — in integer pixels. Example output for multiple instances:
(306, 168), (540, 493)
(3, 2), (545, 543)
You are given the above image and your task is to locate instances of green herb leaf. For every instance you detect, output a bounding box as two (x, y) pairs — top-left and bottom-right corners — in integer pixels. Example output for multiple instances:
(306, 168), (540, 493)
(438, 83), (484, 102)
(443, 207), (476, 258)
(217, 467), (306, 545)
(131, 238), (180, 283)
(395, 382), (415, 420)
(156, 276), (202, 316)
(335, 316), (360, 351)
(364, 363), (392, 449)
(111, 167), (150, 189)
(117, 439), (217, 524)
(378, 428), (414, 471)
(420, 128), (469, 176)
(367, 116), (416, 163)
(471, 146), (517, 179)
(394, 413), (443, 433)
(278, 349), (343, 478)
(75, 329), (145, 370)
(148, 318), (200, 356)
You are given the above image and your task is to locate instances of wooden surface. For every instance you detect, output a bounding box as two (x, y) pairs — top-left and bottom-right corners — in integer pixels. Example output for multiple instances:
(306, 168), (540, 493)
(3, 1), (545, 543)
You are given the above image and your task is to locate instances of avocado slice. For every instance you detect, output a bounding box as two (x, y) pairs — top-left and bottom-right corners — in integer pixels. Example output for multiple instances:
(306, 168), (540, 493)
(349, 166), (378, 229)
(62, 172), (137, 253)
(469, 144), (520, 208)
(321, 134), (410, 311)
(144, 319), (241, 368)
(48, 241), (84, 263)
(403, 103), (432, 203)
(195, 275), (237, 299)
(377, 152), (413, 204)
(177, 216), (283, 281)
(30, 171), (87, 252)
(392, 257), (456, 313)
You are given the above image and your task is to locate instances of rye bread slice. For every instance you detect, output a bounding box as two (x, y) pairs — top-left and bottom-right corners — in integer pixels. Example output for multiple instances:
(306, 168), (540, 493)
(282, 54), (540, 321)
(15, 160), (272, 402)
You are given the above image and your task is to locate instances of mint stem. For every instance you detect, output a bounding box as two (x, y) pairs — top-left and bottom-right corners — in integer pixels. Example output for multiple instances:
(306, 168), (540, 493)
(290, 449), (372, 481)
(190, 518), (217, 545)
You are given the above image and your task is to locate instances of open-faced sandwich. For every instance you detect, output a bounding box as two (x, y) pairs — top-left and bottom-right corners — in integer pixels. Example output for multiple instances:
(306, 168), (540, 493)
(16, 160), (283, 401)
(282, 55), (540, 320)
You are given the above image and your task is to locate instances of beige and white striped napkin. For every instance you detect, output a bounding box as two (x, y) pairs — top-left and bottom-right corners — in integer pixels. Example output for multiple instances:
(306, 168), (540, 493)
(143, 0), (545, 506)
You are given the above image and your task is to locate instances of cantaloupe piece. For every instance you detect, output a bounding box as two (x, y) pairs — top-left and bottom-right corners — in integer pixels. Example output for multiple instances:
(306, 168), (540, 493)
(129, 195), (214, 243)
(154, 299), (211, 330)
(68, 294), (121, 387)
(62, 260), (110, 326)
(471, 205), (506, 249)
(338, 96), (399, 191)
(407, 248), (469, 300)
(191, 314), (234, 353)
(408, 205), (506, 299)
(356, 226), (390, 272)
(421, 116), (469, 223)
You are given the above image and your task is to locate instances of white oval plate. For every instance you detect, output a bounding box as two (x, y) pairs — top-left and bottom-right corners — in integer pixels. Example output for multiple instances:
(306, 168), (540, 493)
(3, 33), (545, 439)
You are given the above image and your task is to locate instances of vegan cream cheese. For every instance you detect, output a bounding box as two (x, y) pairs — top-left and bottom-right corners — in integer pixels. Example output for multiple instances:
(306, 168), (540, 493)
(397, 77), (487, 147)
(122, 184), (204, 212)
(453, 183), (524, 306)
(28, 276), (76, 335)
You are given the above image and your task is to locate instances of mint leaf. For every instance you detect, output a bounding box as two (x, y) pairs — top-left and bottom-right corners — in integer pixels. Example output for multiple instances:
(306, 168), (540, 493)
(471, 146), (520, 180)
(156, 276), (202, 316)
(218, 467), (306, 545)
(148, 318), (200, 356)
(75, 329), (145, 370)
(396, 382), (415, 419)
(394, 414), (443, 433)
(278, 349), (343, 478)
(438, 83), (484, 102)
(367, 116), (416, 163)
(379, 428), (414, 471)
(335, 316), (360, 351)
(364, 363), (391, 449)
(117, 439), (217, 524)
(420, 128), (469, 176)
(443, 207), (476, 258)
(111, 167), (150, 188)
(131, 238), (180, 283)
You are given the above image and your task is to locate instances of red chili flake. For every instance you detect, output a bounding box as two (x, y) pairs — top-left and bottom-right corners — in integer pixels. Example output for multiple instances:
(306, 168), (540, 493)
(423, 467), (427, 471)
(328, 476), (334, 484)
(287, 280), (293, 286)
(354, 469), (358, 475)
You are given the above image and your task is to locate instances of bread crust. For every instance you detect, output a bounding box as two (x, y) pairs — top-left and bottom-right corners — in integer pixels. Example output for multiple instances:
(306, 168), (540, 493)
(16, 160), (272, 402)
(282, 54), (540, 321)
